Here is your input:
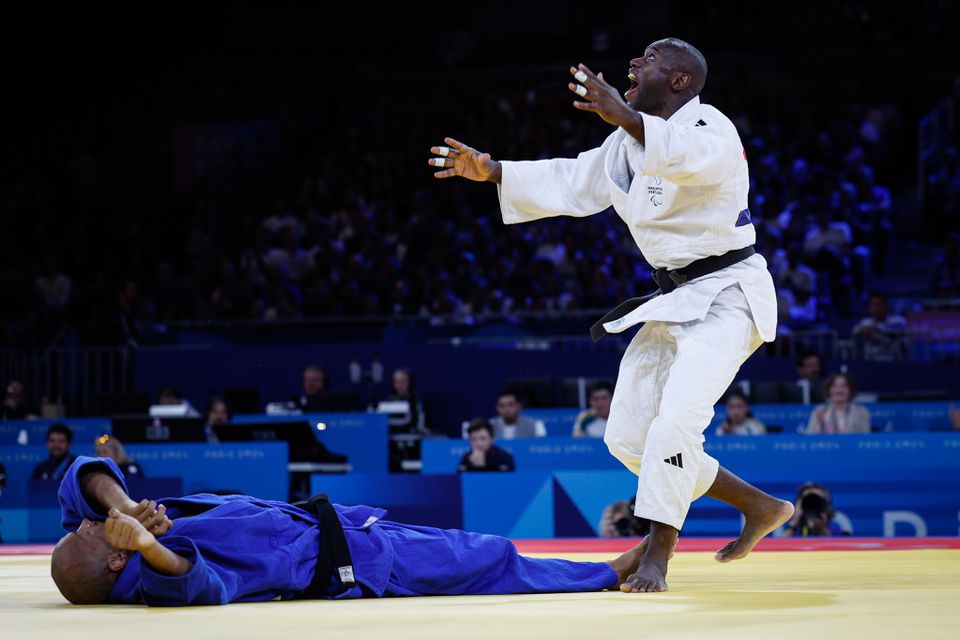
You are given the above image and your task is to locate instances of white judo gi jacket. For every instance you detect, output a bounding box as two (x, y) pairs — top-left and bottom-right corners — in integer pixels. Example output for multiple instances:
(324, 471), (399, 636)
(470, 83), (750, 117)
(496, 96), (778, 530)
(497, 95), (777, 342)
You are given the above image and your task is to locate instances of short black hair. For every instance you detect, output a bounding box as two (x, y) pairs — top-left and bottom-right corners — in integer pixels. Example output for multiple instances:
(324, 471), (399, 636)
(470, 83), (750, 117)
(496, 390), (522, 403)
(795, 351), (821, 367)
(723, 390), (749, 404)
(47, 423), (73, 444)
(466, 418), (494, 438)
(158, 385), (182, 401)
(588, 381), (614, 396)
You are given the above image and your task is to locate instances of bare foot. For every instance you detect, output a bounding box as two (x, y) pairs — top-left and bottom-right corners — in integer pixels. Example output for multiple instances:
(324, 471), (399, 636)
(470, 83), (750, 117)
(620, 559), (668, 593)
(715, 498), (794, 563)
(606, 535), (678, 589)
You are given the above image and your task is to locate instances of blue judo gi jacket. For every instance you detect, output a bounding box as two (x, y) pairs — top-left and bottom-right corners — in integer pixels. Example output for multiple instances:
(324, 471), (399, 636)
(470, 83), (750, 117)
(59, 457), (393, 605)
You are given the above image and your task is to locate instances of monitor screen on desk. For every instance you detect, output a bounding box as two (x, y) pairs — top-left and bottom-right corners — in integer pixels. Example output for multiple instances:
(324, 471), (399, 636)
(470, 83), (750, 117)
(301, 391), (361, 412)
(213, 421), (317, 448)
(111, 415), (208, 443)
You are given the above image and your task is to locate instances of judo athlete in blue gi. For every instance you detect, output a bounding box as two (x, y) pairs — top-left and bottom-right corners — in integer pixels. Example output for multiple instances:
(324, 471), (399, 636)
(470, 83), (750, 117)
(51, 457), (654, 606)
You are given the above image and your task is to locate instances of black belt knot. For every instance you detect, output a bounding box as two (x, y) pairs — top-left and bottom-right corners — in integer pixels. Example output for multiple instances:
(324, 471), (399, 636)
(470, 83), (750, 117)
(589, 245), (756, 342)
(293, 492), (357, 599)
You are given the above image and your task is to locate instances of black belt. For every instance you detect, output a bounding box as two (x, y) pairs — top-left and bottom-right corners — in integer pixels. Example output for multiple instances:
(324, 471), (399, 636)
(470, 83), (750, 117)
(294, 493), (356, 599)
(589, 246), (755, 342)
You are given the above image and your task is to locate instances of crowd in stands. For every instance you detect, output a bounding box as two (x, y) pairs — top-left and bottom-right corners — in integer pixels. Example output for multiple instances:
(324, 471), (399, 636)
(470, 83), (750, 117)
(5, 56), (955, 350)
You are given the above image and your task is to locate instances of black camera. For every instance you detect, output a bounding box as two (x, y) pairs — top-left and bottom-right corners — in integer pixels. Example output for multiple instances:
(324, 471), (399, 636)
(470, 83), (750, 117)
(800, 492), (826, 514)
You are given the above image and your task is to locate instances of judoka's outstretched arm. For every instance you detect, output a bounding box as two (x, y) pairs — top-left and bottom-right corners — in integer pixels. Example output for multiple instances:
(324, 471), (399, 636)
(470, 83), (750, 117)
(428, 133), (613, 223)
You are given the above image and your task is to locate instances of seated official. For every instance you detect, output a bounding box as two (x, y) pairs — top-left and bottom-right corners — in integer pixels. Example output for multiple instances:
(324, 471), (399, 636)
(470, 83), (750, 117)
(30, 423), (78, 482)
(489, 391), (546, 439)
(204, 397), (232, 442)
(50, 456), (651, 606)
(457, 419), (516, 472)
(572, 382), (613, 438)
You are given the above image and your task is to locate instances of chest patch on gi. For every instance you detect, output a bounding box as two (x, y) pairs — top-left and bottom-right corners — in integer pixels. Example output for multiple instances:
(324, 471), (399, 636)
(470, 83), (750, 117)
(735, 208), (752, 227)
(648, 176), (665, 207)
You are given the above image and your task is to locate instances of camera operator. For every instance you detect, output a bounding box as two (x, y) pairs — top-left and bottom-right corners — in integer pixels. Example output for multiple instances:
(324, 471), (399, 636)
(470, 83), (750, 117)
(781, 482), (850, 537)
(599, 497), (651, 538)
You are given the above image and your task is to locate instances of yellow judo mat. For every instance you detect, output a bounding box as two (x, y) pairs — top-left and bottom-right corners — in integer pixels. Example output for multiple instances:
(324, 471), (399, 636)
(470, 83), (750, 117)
(2, 549), (958, 640)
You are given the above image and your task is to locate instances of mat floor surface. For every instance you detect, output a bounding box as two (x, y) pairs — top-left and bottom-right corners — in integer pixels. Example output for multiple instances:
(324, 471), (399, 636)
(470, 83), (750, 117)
(2, 539), (958, 640)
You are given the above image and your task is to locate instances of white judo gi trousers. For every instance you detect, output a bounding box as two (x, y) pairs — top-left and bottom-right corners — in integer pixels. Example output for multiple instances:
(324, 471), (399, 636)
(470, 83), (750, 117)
(603, 284), (763, 531)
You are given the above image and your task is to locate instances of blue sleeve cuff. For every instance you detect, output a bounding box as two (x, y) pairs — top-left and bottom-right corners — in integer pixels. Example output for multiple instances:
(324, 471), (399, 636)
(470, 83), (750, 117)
(139, 536), (229, 606)
(58, 456), (129, 531)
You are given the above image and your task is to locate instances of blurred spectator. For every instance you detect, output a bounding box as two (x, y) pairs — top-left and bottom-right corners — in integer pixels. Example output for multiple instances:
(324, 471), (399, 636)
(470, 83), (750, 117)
(852, 293), (908, 361)
(572, 382), (613, 438)
(715, 391), (767, 436)
(299, 364), (328, 412)
(457, 419), (515, 472)
(3, 379), (39, 420)
(794, 352), (826, 404)
(950, 404), (960, 431)
(931, 232), (960, 297)
(598, 497), (650, 538)
(383, 368), (428, 435)
(780, 482), (851, 537)
(805, 373), (871, 434)
(30, 423), (78, 481)
(204, 398), (232, 442)
(490, 391), (546, 439)
(94, 434), (143, 477)
(156, 385), (201, 417)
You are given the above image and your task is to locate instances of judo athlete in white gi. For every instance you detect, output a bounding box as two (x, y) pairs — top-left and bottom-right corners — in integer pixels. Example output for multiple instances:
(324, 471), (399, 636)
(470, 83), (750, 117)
(429, 38), (794, 593)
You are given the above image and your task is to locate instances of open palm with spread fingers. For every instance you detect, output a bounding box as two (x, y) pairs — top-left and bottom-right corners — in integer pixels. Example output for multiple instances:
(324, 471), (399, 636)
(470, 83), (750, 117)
(428, 137), (501, 183)
(568, 63), (636, 129)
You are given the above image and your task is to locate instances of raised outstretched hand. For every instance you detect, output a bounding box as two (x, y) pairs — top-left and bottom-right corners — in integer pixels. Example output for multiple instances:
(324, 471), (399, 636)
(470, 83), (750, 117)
(568, 63), (635, 128)
(428, 137), (501, 183)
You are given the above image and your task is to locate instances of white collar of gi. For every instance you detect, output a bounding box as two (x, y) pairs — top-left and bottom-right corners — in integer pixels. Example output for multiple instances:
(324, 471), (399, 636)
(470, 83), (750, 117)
(667, 95), (701, 123)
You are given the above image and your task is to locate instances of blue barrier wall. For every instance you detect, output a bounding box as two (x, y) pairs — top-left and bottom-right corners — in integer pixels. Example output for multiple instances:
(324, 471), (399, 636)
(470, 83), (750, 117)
(0, 442), (288, 543)
(413, 433), (960, 537)
(296, 464), (960, 538)
(4, 432), (958, 542)
(310, 473), (462, 530)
